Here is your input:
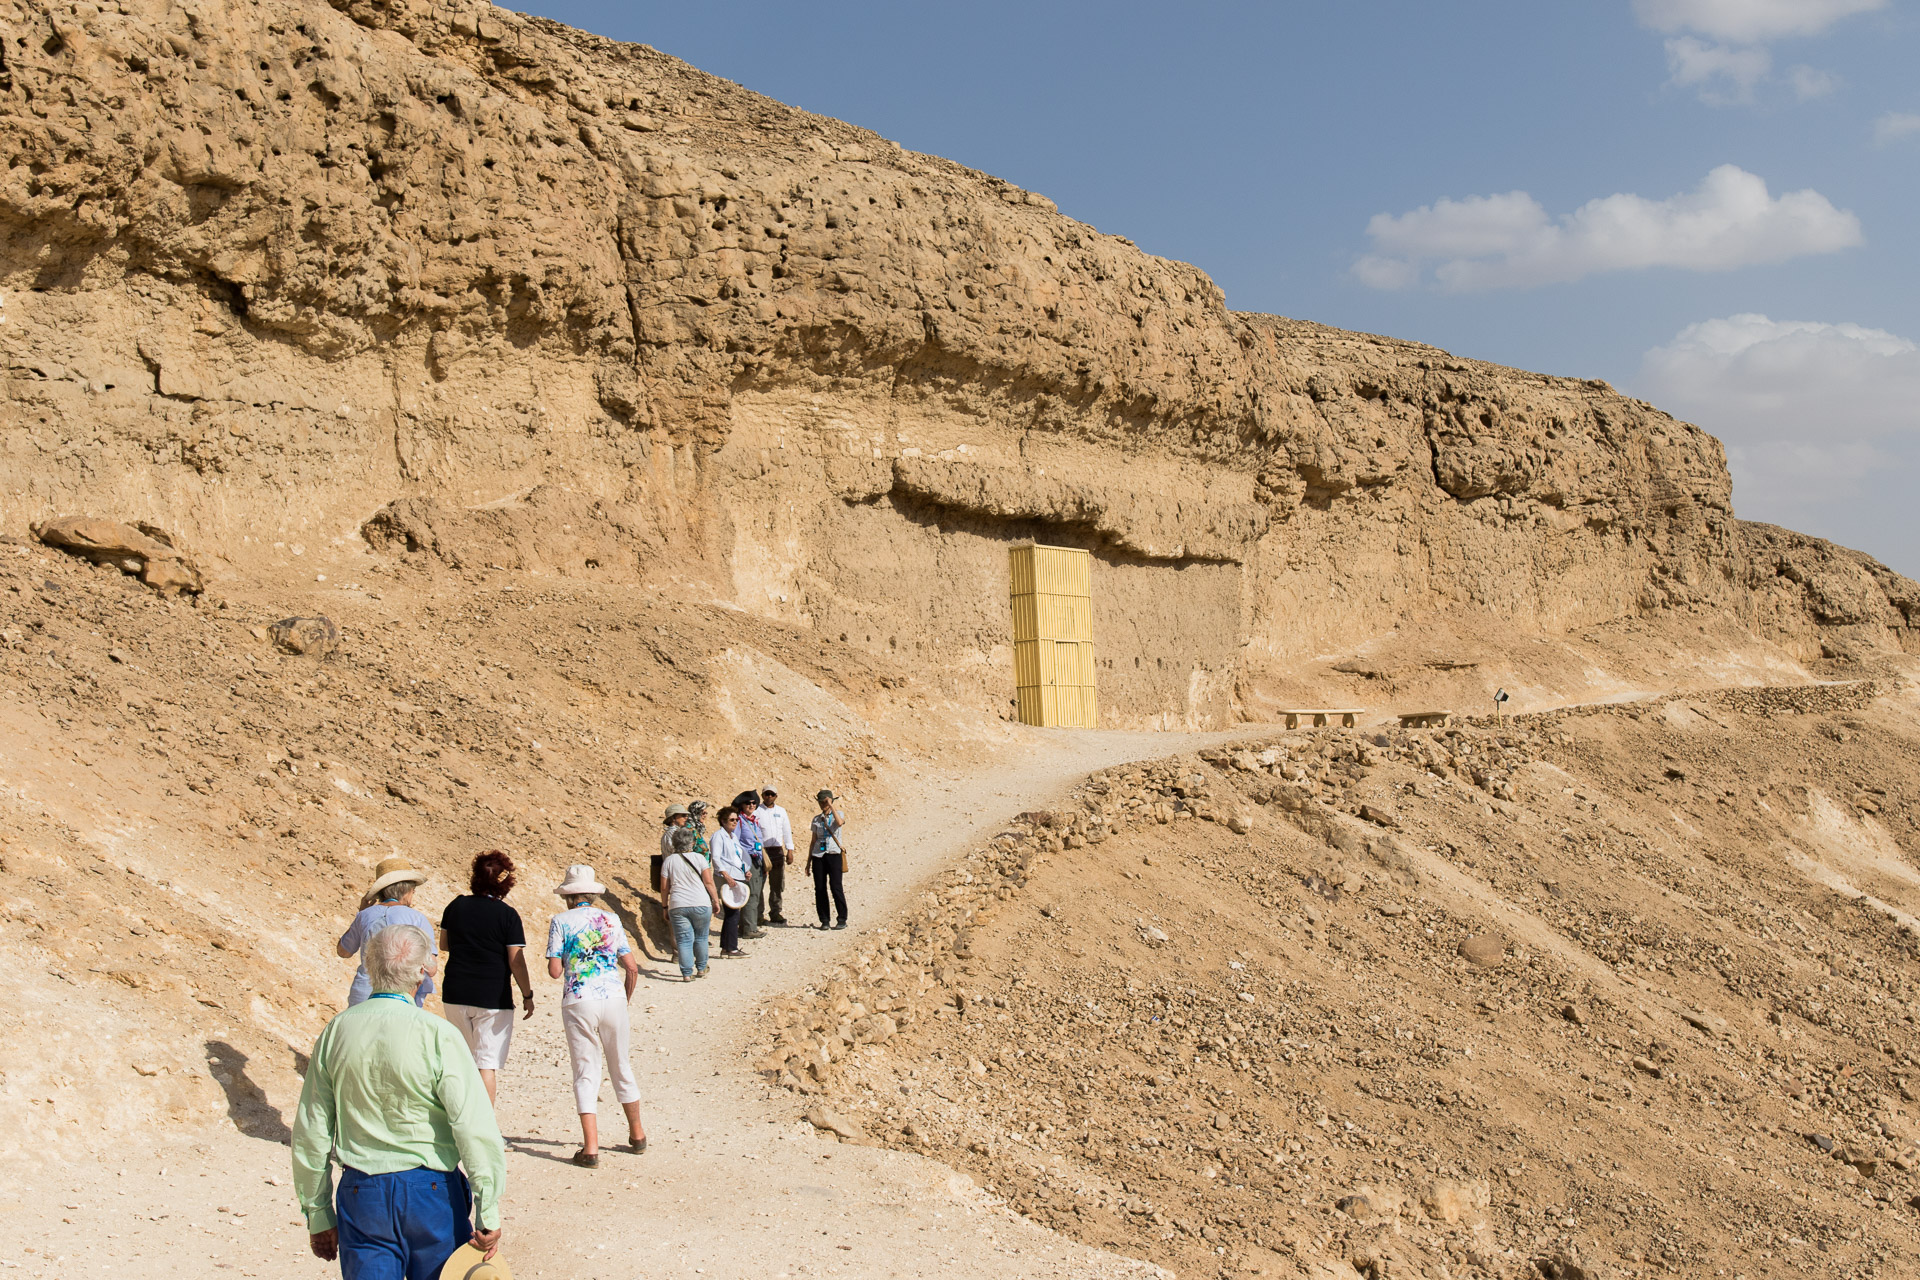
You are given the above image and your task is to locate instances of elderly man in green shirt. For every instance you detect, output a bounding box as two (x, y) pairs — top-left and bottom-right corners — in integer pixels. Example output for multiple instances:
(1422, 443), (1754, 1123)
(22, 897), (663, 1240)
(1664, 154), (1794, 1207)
(292, 923), (506, 1278)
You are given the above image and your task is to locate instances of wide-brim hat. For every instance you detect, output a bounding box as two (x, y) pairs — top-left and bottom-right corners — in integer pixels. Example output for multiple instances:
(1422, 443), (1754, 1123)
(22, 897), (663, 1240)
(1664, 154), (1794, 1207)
(662, 803), (690, 823)
(554, 863), (606, 897)
(440, 1243), (513, 1280)
(732, 790), (760, 810)
(720, 880), (750, 910)
(362, 856), (425, 903)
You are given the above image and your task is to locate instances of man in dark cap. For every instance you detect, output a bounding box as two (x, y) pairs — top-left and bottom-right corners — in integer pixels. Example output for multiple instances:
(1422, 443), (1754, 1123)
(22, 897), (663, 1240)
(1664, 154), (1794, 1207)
(807, 789), (849, 930)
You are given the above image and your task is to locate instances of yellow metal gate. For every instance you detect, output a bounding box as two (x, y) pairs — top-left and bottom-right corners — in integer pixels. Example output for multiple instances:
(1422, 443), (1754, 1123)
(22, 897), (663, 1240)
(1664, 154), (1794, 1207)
(1008, 543), (1096, 728)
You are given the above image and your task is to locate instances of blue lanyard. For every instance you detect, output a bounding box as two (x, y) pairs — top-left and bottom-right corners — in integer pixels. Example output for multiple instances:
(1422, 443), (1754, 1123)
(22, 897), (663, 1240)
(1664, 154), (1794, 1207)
(369, 993), (412, 1004)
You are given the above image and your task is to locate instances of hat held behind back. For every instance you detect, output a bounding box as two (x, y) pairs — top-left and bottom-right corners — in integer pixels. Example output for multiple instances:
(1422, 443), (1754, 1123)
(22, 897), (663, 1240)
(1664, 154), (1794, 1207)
(439, 1242), (513, 1280)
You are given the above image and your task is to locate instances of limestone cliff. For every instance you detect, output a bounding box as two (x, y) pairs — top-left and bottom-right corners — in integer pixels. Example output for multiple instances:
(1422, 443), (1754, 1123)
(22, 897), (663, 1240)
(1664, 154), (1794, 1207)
(0, 0), (1911, 726)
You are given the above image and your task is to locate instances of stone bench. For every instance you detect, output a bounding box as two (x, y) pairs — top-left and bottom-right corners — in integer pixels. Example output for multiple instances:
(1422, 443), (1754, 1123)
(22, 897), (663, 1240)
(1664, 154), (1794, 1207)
(1397, 710), (1451, 728)
(1279, 708), (1364, 729)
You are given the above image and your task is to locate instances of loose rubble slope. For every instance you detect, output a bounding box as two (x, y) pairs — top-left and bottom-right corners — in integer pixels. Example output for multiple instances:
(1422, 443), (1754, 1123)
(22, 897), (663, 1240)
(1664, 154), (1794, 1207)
(773, 678), (1920, 1279)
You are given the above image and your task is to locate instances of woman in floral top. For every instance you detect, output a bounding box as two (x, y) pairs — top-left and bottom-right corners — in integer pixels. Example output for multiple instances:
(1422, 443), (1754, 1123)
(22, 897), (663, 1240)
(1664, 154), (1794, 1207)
(685, 801), (713, 862)
(545, 863), (645, 1168)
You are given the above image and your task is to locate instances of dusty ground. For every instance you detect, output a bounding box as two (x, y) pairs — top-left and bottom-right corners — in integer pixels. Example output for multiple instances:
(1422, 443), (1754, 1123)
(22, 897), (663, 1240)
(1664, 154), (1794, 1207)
(0, 724), (1258, 1280)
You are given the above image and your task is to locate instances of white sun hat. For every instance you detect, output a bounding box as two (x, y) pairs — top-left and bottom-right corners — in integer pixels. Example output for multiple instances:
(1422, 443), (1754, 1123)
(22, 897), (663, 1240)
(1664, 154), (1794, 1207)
(554, 864), (606, 897)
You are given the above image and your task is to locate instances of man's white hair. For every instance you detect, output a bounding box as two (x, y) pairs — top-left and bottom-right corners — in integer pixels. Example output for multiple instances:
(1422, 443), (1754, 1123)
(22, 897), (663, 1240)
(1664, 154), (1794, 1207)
(365, 924), (433, 995)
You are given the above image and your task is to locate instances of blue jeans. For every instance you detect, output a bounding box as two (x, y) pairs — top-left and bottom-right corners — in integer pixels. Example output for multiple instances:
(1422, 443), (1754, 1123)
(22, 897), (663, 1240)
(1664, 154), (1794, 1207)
(337, 1165), (470, 1280)
(668, 905), (712, 977)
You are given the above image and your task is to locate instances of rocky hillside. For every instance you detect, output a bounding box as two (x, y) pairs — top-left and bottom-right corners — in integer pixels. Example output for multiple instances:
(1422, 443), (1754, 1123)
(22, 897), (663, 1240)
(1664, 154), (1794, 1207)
(6, 10), (1920, 1280)
(774, 684), (1920, 1279)
(0, 0), (1911, 730)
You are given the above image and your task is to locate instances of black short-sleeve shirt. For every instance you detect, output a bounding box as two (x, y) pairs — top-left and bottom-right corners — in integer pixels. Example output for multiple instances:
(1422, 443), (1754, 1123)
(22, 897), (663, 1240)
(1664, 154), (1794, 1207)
(439, 895), (527, 1010)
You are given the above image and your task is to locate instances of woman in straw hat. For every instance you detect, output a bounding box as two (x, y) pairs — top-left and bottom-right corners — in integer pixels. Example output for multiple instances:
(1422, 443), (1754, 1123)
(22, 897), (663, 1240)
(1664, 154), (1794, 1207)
(336, 856), (438, 1007)
(653, 802), (690, 894)
(545, 864), (645, 1168)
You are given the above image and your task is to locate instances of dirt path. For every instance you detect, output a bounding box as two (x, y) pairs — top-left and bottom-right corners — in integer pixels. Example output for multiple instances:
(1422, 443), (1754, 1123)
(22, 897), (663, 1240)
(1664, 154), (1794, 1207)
(14, 727), (1263, 1280)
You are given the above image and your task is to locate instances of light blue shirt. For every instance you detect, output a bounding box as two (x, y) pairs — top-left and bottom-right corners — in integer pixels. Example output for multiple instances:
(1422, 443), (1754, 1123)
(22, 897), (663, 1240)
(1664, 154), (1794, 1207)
(338, 903), (437, 1006)
(710, 827), (749, 884)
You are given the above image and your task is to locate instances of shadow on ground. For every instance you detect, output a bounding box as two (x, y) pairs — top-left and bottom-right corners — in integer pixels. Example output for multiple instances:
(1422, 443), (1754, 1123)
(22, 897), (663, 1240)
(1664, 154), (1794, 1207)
(206, 1040), (291, 1144)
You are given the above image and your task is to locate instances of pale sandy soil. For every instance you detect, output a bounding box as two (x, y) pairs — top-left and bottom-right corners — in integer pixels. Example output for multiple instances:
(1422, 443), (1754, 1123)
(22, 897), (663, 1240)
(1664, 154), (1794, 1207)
(2, 727), (1260, 1280)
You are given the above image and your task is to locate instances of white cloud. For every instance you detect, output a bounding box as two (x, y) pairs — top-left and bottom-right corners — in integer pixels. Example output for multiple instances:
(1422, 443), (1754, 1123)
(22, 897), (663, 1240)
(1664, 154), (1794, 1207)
(1721, 440), (1886, 507)
(1874, 111), (1920, 144)
(1355, 166), (1861, 291)
(1638, 314), (1920, 511)
(1786, 64), (1839, 100)
(1636, 2), (1877, 104)
(1664, 36), (1771, 104)
(1632, 0), (1886, 43)
(1350, 256), (1417, 291)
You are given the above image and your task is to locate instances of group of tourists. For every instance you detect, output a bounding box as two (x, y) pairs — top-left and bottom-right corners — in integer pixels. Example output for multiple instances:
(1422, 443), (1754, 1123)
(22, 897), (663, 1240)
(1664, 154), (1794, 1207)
(291, 785), (852, 1278)
(652, 785), (851, 978)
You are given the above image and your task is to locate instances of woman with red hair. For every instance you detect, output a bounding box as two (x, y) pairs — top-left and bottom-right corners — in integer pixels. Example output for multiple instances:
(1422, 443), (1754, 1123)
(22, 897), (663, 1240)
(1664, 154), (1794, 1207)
(438, 851), (535, 1104)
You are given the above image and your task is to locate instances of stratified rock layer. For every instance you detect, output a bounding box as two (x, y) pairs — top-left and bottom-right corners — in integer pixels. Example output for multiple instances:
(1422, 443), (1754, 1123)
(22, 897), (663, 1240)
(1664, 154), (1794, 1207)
(0, 0), (1911, 725)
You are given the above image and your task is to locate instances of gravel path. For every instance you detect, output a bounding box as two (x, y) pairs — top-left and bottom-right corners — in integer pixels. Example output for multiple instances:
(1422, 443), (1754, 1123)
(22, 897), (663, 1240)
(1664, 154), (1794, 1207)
(27, 727), (1258, 1280)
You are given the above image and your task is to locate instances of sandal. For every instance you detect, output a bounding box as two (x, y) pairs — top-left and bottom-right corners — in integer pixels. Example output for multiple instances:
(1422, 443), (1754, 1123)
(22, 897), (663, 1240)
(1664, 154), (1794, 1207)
(572, 1149), (599, 1168)
(623, 1137), (647, 1155)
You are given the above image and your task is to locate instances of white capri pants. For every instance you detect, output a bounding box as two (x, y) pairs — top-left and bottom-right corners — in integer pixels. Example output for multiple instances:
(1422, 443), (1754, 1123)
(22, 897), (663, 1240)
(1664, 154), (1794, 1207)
(561, 998), (641, 1113)
(443, 1004), (516, 1070)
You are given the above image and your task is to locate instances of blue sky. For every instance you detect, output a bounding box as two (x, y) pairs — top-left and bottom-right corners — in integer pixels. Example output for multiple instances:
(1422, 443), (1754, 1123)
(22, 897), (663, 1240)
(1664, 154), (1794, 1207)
(519, 1), (1920, 575)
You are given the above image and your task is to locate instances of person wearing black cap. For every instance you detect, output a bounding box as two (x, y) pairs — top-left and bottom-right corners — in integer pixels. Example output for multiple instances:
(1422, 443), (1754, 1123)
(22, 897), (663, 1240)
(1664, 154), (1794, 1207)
(807, 789), (849, 930)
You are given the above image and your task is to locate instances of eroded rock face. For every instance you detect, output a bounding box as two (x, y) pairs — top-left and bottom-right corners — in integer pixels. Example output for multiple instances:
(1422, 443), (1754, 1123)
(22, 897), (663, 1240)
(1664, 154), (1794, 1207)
(360, 488), (646, 579)
(0, 0), (1910, 726)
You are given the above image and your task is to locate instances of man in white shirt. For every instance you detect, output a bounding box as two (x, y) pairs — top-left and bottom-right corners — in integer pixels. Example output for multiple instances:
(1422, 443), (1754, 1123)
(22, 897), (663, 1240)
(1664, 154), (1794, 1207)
(757, 786), (796, 926)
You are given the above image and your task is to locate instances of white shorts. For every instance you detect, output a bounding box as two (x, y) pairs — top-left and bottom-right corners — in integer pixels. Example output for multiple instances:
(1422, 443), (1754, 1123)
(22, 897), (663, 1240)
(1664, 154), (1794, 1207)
(443, 1004), (516, 1070)
(561, 998), (641, 1113)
